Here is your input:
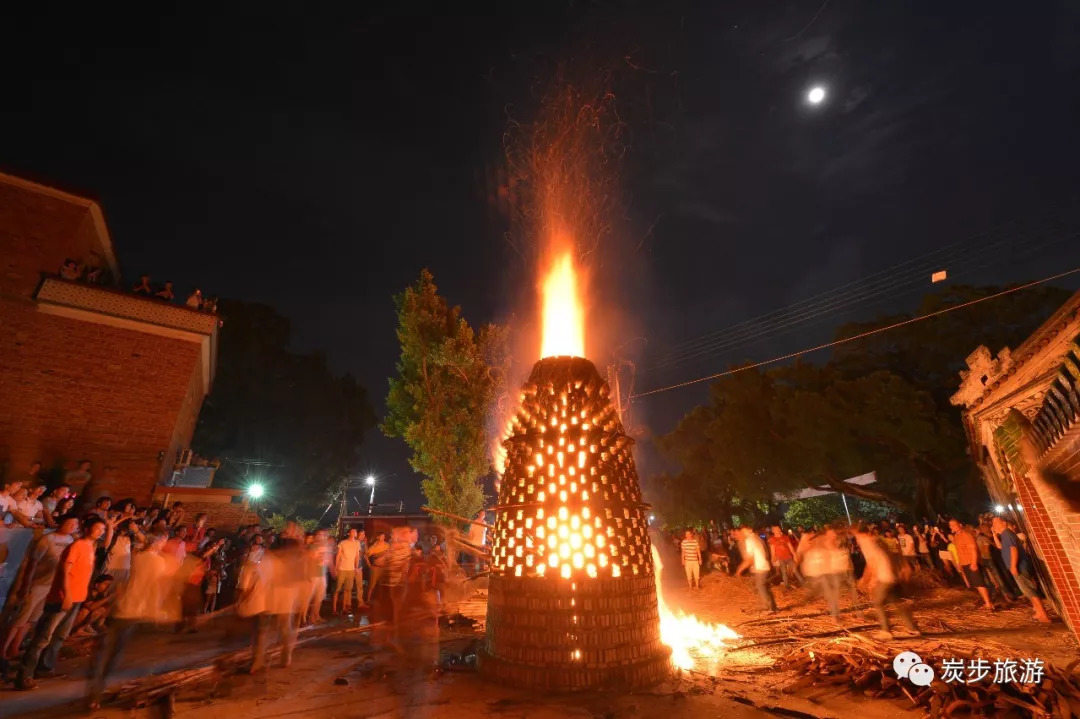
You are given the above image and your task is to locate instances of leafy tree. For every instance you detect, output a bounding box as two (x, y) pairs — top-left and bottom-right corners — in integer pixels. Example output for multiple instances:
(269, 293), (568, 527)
(383, 270), (510, 525)
(653, 284), (1072, 524)
(781, 367), (964, 514)
(265, 513), (321, 534)
(782, 496), (847, 528)
(193, 301), (376, 513)
(782, 495), (893, 529)
(655, 363), (959, 519)
(830, 284), (1072, 511)
(832, 284), (1072, 404)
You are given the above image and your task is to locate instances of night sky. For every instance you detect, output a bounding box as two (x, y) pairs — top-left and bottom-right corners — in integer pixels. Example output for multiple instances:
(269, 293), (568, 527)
(4, 1), (1080, 511)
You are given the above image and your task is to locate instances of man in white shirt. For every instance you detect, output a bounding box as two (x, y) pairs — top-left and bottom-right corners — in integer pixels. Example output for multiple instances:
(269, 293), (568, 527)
(2, 484), (34, 528)
(332, 528), (362, 615)
(854, 523), (921, 639)
(896, 524), (918, 572)
(1, 480), (30, 527)
(17, 486), (46, 525)
(736, 526), (777, 612)
(89, 534), (181, 709)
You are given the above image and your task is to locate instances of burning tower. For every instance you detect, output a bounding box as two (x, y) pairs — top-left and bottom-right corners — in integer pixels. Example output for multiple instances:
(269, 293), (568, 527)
(480, 253), (670, 690)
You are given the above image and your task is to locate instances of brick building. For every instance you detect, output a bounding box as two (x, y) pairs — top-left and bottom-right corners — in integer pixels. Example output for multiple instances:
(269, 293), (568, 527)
(951, 290), (1080, 637)
(0, 171), (219, 504)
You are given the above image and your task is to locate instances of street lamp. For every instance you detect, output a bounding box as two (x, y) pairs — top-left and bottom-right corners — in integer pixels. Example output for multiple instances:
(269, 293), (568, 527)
(366, 475), (376, 512)
(240, 482), (264, 528)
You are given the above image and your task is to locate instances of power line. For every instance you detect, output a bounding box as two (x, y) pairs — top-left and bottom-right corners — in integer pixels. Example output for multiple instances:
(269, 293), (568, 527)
(651, 219), (1023, 360)
(649, 228), (1078, 371)
(631, 266), (1080, 399)
(651, 217), (1075, 367)
(651, 206), (1079, 365)
(643, 237), (989, 364)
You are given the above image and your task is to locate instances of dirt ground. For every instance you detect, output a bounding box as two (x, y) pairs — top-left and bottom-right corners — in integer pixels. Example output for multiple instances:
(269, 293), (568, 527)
(6, 565), (1078, 719)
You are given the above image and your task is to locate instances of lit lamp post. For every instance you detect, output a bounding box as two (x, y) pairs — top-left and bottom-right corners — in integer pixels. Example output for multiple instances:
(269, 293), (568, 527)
(366, 475), (376, 513)
(241, 482), (264, 527)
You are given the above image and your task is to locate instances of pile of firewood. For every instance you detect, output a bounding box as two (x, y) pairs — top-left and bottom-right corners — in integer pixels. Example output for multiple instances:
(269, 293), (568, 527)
(777, 635), (1080, 718)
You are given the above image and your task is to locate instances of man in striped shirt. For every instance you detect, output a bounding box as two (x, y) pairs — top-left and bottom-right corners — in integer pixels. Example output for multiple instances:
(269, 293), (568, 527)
(680, 530), (702, 590)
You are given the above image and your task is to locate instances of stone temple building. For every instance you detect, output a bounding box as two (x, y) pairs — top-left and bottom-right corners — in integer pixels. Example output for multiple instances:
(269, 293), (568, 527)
(951, 289), (1080, 637)
(0, 171), (223, 509)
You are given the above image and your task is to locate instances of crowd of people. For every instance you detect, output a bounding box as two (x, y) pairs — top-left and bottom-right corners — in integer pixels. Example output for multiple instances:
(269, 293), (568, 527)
(57, 255), (218, 313)
(1, 468), (462, 707)
(667, 513), (1053, 638)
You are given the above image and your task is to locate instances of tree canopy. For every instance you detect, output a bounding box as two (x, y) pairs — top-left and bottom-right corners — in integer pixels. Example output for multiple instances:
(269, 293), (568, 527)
(654, 284), (1072, 525)
(193, 300), (376, 513)
(382, 270), (510, 524)
(831, 284), (1072, 404)
(656, 364), (957, 521)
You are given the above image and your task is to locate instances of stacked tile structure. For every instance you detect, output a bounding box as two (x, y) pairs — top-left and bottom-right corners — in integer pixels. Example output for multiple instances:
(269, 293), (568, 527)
(481, 356), (670, 690)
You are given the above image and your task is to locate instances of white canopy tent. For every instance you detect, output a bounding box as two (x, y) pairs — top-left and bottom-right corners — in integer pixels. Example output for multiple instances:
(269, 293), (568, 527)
(773, 472), (878, 524)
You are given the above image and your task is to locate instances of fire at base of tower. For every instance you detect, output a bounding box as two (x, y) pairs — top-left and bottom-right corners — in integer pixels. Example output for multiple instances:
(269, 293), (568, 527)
(479, 356), (671, 690)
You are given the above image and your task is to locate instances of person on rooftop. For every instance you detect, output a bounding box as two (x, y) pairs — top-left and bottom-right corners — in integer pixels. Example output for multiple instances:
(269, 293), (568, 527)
(132, 275), (153, 295)
(59, 259), (82, 280)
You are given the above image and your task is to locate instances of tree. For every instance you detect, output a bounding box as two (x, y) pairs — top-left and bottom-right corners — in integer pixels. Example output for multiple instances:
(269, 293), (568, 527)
(830, 284), (1072, 511)
(266, 513), (321, 534)
(655, 363), (960, 520)
(193, 301), (376, 513)
(782, 496), (847, 529)
(782, 496), (893, 529)
(781, 367), (964, 514)
(653, 284), (1073, 524)
(383, 270), (510, 525)
(832, 284), (1072, 405)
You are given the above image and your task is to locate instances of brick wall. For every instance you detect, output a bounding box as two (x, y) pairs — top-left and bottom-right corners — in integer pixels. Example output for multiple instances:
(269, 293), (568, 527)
(1, 177), (211, 506)
(152, 355), (207, 494)
(1013, 470), (1080, 632)
(0, 301), (202, 504)
(0, 182), (102, 300)
(166, 500), (251, 532)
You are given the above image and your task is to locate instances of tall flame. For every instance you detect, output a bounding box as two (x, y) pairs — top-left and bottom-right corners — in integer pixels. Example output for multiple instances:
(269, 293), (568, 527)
(652, 546), (739, 671)
(540, 251), (585, 359)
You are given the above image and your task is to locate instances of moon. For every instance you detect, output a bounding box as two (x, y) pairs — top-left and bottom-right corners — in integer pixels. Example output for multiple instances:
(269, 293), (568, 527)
(807, 86), (826, 105)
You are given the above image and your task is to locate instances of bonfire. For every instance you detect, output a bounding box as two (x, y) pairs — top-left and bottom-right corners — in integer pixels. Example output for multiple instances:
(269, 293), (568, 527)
(480, 247), (737, 689)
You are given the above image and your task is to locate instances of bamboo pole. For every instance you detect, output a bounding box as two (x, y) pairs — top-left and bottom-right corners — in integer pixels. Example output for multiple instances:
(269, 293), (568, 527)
(421, 506), (493, 528)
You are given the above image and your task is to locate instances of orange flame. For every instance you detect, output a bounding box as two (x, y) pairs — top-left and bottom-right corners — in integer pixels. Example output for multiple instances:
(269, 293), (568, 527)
(651, 546), (739, 671)
(540, 249), (585, 359)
